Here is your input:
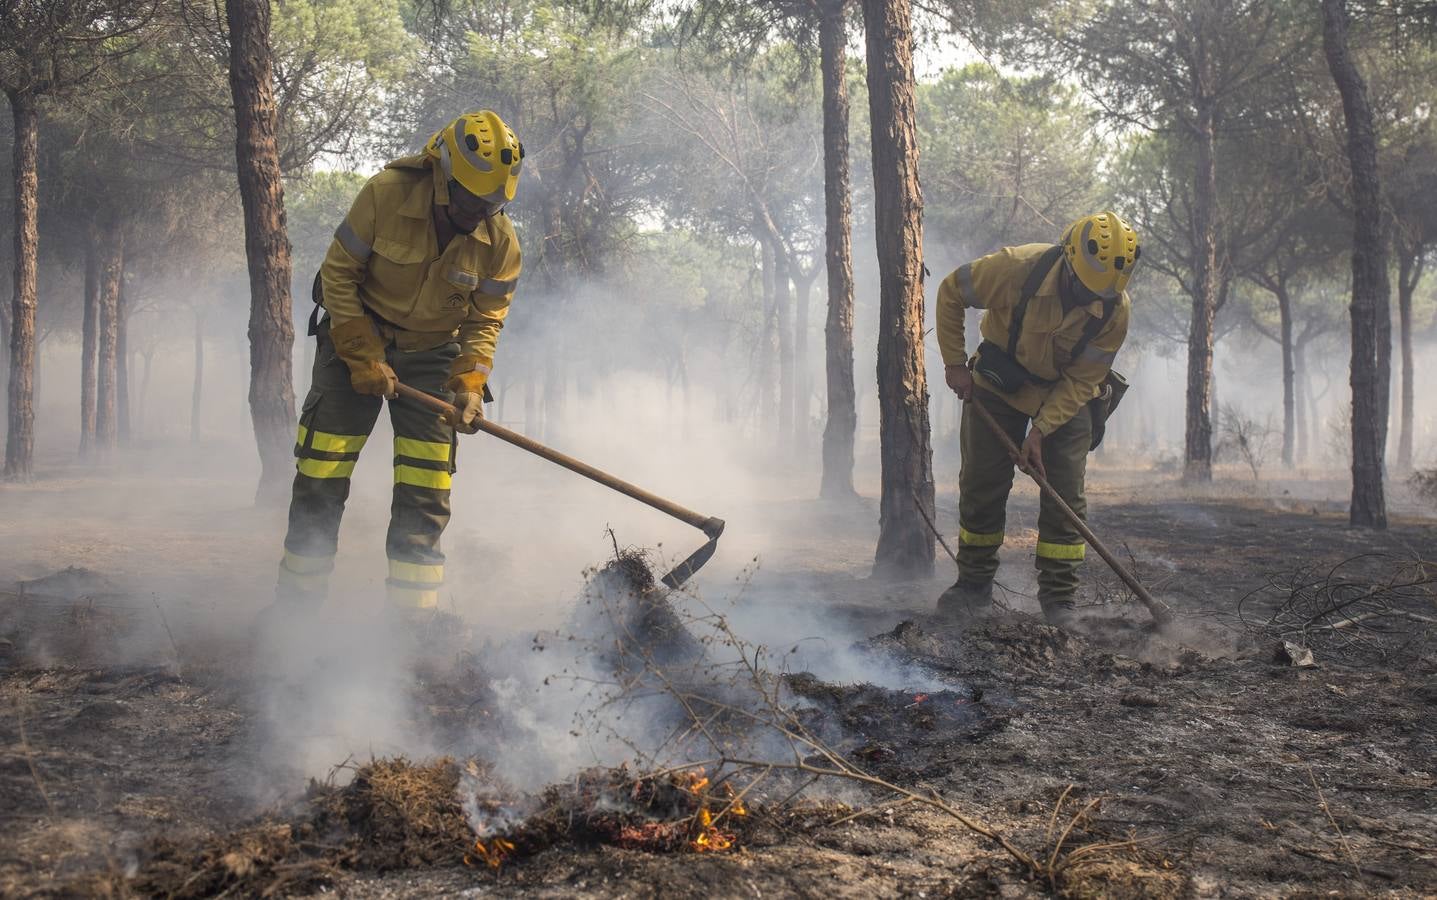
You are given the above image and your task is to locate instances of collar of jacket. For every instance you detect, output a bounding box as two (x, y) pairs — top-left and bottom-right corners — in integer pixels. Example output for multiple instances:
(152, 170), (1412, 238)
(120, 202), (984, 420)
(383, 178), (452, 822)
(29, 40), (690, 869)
(385, 153), (492, 245)
(1044, 262), (1109, 319)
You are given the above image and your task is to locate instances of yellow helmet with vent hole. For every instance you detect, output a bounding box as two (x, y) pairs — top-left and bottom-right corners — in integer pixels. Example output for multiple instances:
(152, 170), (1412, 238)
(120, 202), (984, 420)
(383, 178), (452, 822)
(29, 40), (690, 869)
(1060, 212), (1140, 299)
(425, 110), (523, 204)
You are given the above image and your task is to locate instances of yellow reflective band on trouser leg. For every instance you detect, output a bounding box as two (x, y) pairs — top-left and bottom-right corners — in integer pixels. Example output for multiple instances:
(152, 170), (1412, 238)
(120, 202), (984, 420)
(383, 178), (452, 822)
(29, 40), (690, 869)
(388, 559), (444, 586)
(277, 550), (334, 591)
(394, 464), (452, 490)
(958, 527), (1005, 547)
(297, 457), (357, 479)
(1036, 541), (1087, 561)
(298, 425), (369, 454)
(395, 436), (451, 462)
(386, 582), (439, 610)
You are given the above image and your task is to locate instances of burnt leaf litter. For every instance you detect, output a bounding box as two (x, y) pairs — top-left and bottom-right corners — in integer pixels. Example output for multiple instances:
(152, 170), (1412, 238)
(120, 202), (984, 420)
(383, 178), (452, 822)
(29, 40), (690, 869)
(1, 506), (1435, 898)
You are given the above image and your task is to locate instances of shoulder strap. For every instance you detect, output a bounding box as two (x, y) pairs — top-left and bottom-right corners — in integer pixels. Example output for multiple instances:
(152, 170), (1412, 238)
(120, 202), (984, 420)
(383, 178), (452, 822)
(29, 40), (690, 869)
(1006, 244), (1064, 359)
(1066, 299), (1116, 370)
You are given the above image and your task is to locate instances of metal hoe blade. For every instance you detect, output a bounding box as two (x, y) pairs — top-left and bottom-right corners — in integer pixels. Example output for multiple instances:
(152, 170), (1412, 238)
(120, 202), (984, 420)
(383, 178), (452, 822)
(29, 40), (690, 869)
(661, 519), (726, 589)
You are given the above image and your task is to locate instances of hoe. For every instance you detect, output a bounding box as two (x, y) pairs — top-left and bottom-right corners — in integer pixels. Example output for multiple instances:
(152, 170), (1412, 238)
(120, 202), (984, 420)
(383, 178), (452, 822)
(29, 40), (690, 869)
(394, 383), (724, 588)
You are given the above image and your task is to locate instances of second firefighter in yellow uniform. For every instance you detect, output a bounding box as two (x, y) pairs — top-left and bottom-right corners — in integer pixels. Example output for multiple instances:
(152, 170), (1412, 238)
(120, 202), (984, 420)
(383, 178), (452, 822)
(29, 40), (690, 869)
(935, 212), (1138, 625)
(276, 110), (523, 618)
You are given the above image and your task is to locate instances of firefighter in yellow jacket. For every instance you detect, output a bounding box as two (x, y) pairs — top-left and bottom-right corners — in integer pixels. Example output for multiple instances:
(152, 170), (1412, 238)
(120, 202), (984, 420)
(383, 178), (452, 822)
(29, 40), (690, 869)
(935, 213), (1138, 625)
(275, 110), (523, 618)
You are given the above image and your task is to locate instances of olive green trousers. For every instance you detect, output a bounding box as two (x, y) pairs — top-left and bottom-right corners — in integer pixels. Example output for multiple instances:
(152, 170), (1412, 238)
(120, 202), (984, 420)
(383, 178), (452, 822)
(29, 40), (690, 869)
(277, 318), (459, 611)
(957, 388), (1091, 601)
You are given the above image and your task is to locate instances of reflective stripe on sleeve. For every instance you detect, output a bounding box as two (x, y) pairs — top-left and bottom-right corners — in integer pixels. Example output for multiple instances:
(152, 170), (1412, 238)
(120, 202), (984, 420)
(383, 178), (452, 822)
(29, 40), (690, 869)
(1077, 345), (1117, 366)
(334, 220), (372, 261)
(394, 437), (451, 462)
(1036, 541), (1087, 560)
(957, 263), (980, 308)
(297, 458), (357, 479)
(395, 464), (452, 490)
(958, 527), (1004, 547)
(478, 277), (516, 295)
(446, 267), (480, 288)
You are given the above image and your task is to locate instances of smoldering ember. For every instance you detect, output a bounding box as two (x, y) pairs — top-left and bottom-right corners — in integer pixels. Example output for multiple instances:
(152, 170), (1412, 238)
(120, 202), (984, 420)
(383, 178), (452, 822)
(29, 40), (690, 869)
(1, 2), (1435, 898)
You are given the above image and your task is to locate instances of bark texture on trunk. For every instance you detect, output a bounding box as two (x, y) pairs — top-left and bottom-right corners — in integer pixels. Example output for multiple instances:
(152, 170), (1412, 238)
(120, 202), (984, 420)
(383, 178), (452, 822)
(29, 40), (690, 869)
(1276, 283), (1295, 468)
(117, 275), (130, 444)
(1184, 98), (1219, 482)
(95, 235), (122, 455)
(819, 0), (858, 500)
(861, 0), (934, 577)
(191, 313), (204, 445)
(794, 269), (813, 451)
(4, 92), (38, 480)
(1396, 244), (1422, 470)
(227, 0), (296, 502)
(81, 242), (98, 457)
(774, 243), (794, 447)
(1324, 0), (1390, 529)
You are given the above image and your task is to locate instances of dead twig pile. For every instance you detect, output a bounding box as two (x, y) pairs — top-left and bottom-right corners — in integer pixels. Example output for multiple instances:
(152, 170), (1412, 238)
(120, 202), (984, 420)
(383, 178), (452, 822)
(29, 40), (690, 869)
(1237, 554), (1437, 665)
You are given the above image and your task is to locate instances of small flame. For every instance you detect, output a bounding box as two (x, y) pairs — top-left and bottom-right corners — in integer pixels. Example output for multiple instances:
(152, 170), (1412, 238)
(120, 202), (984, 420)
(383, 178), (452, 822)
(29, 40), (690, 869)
(913, 693), (929, 703)
(465, 837), (515, 870)
(690, 808), (735, 852)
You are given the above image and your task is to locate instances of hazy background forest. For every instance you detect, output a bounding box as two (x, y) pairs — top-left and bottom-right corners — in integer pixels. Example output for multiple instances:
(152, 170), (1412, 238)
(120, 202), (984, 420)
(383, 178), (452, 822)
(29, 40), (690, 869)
(4, 0), (1435, 534)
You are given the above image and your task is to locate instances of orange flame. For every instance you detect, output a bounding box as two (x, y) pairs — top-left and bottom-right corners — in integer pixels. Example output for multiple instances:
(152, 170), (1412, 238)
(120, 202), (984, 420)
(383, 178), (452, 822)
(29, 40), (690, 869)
(465, 836), (515, 870)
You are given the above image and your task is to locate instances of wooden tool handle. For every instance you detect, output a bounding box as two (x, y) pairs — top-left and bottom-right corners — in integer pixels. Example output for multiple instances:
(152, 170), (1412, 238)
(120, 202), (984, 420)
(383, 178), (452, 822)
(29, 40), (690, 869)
(966, 396), (1175, 626)
(393, 383), (722, 537)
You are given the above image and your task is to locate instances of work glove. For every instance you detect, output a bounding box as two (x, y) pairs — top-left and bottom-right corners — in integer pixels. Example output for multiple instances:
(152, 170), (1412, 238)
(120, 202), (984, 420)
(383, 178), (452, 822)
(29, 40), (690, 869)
(447, 391), (484, 434)
(443, 358), (490, 435)
(330, 317), (397, 398)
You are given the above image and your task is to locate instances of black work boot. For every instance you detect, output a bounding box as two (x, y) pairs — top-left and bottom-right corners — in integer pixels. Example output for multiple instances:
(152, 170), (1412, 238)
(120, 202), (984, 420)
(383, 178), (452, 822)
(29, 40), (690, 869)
(1038, 594), (1078, 628)
(936, 579), (994, 620)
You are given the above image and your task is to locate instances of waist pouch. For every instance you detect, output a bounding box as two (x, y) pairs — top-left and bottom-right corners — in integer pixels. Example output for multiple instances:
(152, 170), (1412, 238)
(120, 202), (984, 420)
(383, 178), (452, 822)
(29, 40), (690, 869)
(974, 339), (1053, 393)
(1087, 369), (1129, 450)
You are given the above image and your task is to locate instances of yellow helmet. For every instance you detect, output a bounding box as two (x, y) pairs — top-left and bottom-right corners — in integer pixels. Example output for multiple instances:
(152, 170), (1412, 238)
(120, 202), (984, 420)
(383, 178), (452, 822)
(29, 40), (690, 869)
(1060, 212), (1140, 300)
(425, 110), (524, 204)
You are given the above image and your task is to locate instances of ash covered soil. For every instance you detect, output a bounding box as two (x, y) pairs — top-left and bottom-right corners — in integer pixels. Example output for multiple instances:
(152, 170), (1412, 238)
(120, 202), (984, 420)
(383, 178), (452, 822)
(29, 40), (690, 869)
(1, 480), (1435, 898)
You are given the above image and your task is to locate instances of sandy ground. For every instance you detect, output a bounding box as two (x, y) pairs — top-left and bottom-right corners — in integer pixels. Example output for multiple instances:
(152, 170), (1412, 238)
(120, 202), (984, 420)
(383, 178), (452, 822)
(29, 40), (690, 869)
(1, 458), (1435, 897)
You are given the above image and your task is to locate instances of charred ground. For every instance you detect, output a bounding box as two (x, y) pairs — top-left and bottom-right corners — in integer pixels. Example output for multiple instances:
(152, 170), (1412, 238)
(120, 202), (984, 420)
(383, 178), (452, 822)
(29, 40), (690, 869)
(1, 478), (1434, 898)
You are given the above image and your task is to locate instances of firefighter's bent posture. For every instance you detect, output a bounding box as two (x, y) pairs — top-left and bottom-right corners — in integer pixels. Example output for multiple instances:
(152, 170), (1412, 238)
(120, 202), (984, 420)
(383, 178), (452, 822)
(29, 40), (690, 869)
(935, 213), (1139, 625)
(275, 111), (523, 617)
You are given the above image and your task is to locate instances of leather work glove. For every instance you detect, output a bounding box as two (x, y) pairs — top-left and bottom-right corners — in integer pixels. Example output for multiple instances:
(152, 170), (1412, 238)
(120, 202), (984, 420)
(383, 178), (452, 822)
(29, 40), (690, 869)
(330, 317), (397, 398)
(446, 391), (484, 434)
(444, 359), (490, 434)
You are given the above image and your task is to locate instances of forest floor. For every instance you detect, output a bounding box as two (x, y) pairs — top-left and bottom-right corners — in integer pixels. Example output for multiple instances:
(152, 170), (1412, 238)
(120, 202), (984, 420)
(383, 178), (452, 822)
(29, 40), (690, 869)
(0, 464), (1434, 898)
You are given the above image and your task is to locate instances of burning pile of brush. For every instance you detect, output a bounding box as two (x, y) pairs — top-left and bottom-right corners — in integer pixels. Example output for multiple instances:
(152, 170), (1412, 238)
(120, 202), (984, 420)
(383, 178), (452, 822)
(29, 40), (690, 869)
(462, 763), (751, 871)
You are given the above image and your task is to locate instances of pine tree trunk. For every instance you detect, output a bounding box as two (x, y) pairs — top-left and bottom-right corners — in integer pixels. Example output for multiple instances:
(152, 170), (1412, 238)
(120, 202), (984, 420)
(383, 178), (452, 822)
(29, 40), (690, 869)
(819, 0), (858, 500)
(1396, 245), (1421, 470)
(861, 0), (934, 578)
(95, 234), (123, 456)
(1295, 341), (1309, 464)
(759, 236), (778, 433)
(1324, 0), (1390, 529)
(117, 274), (130, 444)
(1276, 284), (1295, 468)
(191, 313), (204, 445)
(81, 242), (99, 457)
(774, 244), (794, 448)
(4, 91), (38, 480)
(1184, 98), (1219, 482)
(794, 269), (812, 452)
(227, 0), (297, 503)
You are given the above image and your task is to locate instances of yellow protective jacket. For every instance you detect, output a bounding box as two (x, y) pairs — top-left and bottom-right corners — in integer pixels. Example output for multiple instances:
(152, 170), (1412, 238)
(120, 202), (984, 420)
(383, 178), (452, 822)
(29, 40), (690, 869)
(936, 242), (1129, 436)
(319, 153), (521, 373)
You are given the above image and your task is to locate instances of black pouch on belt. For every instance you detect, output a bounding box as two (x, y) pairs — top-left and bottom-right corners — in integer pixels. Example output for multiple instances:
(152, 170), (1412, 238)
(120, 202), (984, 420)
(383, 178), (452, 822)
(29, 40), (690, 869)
(1087, 369), (1129, 450)
(974, 340), (1049, 393)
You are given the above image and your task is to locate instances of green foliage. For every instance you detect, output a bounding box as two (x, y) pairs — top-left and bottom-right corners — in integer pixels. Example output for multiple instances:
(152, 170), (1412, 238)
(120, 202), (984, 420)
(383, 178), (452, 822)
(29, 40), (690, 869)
(918, 63), (1105, 260)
